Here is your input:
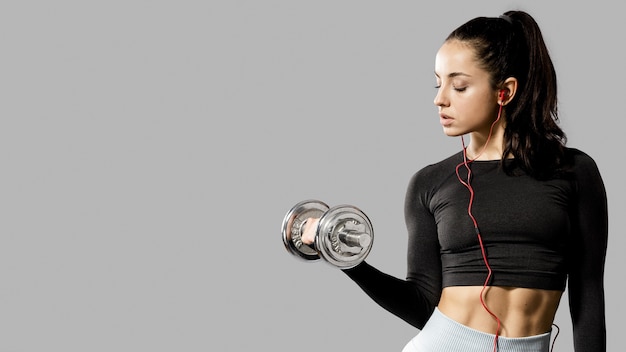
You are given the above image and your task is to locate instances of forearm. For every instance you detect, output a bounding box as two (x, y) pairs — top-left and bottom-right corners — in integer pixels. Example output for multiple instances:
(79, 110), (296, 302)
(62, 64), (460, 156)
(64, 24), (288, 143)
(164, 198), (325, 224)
(342, 262), (438, 329)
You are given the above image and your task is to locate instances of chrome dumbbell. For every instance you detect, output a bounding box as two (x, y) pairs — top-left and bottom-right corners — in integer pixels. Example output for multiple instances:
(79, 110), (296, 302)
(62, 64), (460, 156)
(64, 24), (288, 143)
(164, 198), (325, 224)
(281, 200), (374, 269)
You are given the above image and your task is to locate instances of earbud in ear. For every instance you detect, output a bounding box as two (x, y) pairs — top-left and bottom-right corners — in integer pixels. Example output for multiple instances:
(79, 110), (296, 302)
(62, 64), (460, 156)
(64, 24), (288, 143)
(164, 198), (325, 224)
(498, 90), (507, 105)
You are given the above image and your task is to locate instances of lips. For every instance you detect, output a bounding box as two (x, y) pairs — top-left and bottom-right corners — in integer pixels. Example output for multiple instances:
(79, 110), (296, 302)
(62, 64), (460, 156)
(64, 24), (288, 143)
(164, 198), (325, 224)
(439, 113), (453, 127)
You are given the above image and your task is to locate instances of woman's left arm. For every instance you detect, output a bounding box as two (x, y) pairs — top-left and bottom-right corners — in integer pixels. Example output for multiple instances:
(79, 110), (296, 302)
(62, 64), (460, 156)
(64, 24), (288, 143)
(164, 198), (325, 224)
(567, 151), (608, 352)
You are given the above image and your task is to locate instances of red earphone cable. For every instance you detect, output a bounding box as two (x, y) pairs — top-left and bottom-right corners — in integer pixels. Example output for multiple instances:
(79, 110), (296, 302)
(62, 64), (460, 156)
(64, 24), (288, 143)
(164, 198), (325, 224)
(551, 323), (560, 352)
(454, 100), (504, 352)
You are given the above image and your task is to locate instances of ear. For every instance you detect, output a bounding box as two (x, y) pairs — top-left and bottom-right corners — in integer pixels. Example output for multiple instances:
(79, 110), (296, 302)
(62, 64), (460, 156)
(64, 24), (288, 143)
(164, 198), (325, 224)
(498, 77), (518, 106)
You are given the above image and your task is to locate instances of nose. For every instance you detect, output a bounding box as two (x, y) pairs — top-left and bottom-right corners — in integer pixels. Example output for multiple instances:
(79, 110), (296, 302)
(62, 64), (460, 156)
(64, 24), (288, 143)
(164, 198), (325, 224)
(433, 88), (447, 107)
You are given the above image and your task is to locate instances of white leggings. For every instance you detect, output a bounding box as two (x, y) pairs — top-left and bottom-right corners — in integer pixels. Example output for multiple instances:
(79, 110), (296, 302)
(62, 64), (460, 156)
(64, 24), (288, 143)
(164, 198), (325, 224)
(402, 308), (552, 352)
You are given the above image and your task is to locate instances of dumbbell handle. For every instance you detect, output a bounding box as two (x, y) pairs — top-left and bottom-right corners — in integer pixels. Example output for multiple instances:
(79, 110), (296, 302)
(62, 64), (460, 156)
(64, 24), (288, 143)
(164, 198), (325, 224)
(300, 219), (371, 249)
(338, 230), (371, 248)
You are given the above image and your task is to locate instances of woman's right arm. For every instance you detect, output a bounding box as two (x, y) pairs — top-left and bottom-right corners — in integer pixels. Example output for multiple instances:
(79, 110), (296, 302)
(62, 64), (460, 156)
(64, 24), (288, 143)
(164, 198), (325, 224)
(342, 170), (442, 329)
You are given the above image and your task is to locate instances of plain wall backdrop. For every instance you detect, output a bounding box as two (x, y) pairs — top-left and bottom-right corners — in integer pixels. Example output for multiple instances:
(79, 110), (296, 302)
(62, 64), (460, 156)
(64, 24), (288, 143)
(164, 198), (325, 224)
(1, 1), (623, 351)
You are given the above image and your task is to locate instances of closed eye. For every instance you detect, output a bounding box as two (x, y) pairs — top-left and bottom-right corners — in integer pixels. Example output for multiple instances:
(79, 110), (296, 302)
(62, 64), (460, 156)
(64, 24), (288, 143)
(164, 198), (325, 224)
(434, 85), (466, 92)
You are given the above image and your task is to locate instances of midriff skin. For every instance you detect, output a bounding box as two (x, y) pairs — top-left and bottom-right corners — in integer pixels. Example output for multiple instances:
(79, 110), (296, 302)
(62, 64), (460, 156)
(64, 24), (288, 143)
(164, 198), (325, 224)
(437, 286), (563, 337)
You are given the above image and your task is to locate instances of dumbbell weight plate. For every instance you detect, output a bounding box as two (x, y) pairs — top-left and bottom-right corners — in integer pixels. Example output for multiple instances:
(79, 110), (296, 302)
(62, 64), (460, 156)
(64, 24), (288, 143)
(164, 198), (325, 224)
(281, 200), (330, 261)
(316, 205), (374, 269)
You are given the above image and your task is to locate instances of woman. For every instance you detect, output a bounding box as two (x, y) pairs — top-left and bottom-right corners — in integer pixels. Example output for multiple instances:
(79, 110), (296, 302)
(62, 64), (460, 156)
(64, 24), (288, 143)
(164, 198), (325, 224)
(302, 10), (607, 352)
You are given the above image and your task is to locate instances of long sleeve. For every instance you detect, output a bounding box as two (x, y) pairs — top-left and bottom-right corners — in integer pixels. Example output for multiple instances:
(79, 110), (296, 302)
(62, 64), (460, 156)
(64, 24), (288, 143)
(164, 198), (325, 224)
(342, 168), (442, 329)
(567, 151), (608, 352)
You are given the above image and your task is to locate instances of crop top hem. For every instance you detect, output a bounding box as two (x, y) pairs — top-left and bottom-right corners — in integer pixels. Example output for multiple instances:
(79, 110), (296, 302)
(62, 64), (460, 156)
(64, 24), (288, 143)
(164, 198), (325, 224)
(442, 271), (567, 291)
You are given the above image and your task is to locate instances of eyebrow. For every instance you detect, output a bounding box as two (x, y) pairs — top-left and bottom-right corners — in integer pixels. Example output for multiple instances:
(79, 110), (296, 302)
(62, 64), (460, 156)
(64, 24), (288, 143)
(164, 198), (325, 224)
(434, 71), (472, 78)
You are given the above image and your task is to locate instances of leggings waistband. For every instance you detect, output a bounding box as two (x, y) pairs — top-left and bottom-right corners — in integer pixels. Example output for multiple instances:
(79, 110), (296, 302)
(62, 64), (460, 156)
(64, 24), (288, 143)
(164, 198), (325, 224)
(402, 307), (552, 352)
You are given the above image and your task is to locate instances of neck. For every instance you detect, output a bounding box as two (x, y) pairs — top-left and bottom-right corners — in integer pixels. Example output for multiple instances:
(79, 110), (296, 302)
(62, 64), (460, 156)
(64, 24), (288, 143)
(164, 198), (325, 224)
(465, 128), (506, 161)
(463, 105), (509, 161)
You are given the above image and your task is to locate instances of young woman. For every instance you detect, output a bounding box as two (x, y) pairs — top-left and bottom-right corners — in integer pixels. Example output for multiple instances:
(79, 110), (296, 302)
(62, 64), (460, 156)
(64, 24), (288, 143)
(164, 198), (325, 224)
(301, 10), (607, 352)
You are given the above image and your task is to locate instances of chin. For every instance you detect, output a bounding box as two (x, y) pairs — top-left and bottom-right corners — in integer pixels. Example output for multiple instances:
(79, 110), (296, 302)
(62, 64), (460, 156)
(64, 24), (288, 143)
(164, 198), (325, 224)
(442, 128), (464, 137)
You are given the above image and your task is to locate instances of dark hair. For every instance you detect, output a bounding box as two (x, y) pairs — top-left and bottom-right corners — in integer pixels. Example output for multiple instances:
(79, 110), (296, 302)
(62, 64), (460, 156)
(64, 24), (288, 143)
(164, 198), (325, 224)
(446, 10), (566, 179)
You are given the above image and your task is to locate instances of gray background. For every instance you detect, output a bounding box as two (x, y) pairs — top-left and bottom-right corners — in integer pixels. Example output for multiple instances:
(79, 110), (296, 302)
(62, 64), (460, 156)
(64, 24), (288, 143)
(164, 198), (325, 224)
(1, 1), (622, 351)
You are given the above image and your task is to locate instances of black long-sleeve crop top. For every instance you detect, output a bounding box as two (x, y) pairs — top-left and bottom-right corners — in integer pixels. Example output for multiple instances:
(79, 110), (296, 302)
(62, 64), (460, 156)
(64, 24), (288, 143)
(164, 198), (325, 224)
(343, 147), (607, 351)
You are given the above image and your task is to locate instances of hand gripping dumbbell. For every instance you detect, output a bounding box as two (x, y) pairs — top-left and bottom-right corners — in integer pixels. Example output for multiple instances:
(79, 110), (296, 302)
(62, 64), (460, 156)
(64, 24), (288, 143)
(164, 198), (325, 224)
(281, 200), (374, 269)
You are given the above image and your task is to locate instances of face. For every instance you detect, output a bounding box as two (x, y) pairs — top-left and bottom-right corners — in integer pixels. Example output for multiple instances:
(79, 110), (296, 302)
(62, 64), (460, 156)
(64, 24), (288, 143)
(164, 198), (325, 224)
(434, 40), (500, 137)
